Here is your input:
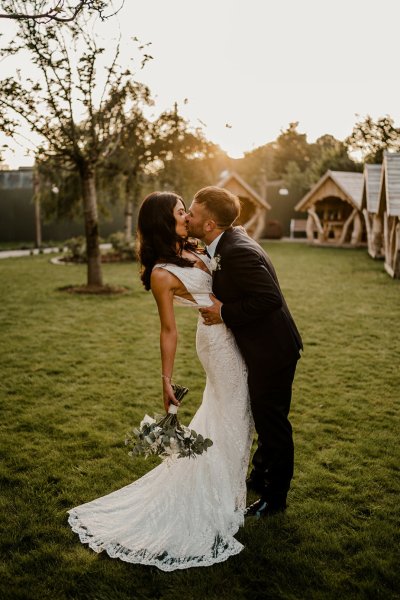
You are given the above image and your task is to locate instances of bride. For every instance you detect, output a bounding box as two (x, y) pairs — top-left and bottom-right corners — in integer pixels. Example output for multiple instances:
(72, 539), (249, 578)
(68, 191), (253, 571)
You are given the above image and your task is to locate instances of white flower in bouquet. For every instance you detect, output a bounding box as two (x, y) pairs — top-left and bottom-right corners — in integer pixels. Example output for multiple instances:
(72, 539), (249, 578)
(125, 384), (213, 461)
(140, 415), (156, 428)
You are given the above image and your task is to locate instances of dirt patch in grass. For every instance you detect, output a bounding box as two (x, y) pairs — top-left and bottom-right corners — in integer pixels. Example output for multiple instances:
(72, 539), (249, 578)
(51, 255), (135, 265)
(58, 284), (130, 295)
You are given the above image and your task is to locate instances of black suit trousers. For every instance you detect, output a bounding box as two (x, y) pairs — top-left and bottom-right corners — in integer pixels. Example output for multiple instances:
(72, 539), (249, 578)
(248, 361), (297, 502)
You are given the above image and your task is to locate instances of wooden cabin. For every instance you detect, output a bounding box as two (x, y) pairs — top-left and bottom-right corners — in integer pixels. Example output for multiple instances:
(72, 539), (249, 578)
(217, 171), (271, 240)
(361, 164), (384, 259)
(295, 170), (364, 246)
(378, 152), (400, 278)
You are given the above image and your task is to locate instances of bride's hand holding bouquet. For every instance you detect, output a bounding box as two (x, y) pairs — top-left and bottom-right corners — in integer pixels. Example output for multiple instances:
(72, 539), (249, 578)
(126, 383), (213, 461)
(161, 374), (181, 413)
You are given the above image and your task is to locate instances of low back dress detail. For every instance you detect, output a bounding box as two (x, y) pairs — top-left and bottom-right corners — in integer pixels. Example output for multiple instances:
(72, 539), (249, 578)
(68, 259), (253, 571)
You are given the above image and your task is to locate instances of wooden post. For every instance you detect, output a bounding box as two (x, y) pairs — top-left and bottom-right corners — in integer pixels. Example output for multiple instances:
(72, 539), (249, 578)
(350, 212), (362, 245)
(251, 209), (267, 241)
(371, 214), (383, 259)
(308, 209), (324, 242)
(33, 168), (42, 249)
(383, 212), (391, 275)
(363, 208), (373, 256)
(243, 206), (265, 239)
(338, 209), (357, 245)
(393, 220), (400, 278)
(306, 213), (315, 241)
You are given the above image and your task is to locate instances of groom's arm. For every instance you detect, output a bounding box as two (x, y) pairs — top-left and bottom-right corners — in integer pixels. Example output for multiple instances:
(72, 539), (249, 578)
(220, 246), (283, 327)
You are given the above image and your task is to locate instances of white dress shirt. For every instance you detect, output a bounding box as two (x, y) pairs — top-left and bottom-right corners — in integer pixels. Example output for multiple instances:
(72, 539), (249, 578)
(205, 231), (225, 322)
(206, 232), (224, 258)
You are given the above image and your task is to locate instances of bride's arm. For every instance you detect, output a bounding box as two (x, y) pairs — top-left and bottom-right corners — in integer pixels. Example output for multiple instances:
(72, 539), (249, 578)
(150, 269), (180, 412)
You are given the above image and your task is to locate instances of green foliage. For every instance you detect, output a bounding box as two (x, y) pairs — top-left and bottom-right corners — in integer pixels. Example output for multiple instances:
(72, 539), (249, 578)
(126, 384), (213, 460)
(309, 135), (363, 178)
(108, 231), (136, 261)
(96, 84), (154, 219)
(279, 128), (361, 199)
(0, 8), (155, 284)
(237, 124), (361, 210)
(0, 245), (399, 599)
(282, 160), (312, 203)
(235, 143), (275, 196)
(273, 121), (313, 178)
(37, 162), (82, 221)
(149, 102), (228, 200)
(64, 235), (86, 261)
(345, 115), (400, 163)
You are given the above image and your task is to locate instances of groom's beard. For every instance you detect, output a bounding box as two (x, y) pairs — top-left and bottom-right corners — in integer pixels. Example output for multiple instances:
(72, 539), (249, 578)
(186, 224), (205, 241)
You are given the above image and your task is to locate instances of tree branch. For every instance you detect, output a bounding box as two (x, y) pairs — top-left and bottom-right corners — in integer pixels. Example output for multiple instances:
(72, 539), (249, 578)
(0, 1), (85, 22)
(0, 1), (124, 22)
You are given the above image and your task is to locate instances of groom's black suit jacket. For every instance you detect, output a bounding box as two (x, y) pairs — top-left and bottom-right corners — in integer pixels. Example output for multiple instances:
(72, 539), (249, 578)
(213, 227), (303, 385)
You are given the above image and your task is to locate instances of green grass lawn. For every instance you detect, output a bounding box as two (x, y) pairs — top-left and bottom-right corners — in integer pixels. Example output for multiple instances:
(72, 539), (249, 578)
(1, 243), (399, 600)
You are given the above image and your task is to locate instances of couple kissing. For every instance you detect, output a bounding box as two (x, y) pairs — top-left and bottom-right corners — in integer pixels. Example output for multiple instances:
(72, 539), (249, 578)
(68, 185), (303, 572)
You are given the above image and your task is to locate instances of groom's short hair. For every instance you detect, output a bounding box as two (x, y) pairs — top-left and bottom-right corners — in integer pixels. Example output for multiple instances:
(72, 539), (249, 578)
(193, 186), (240, 228)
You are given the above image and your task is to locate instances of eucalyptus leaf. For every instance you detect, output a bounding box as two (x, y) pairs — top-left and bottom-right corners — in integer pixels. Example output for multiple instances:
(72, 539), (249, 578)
(126, 382), (213, 461)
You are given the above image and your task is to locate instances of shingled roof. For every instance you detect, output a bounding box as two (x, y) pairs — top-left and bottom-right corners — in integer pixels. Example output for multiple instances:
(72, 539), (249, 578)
(295, 170), (364, 212)
(362, 164), (382, 214)
(378, 152), (400, 216)
(217, 171), (271, 210)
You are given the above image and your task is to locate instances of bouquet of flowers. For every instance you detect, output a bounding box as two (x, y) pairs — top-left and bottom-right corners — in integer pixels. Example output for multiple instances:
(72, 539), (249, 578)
(125, 383), (213, 460)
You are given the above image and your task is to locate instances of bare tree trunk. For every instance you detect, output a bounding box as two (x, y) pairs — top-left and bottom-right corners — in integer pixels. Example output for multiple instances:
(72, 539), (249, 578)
(132, 196), (140, 238)
(125, 176), (140, 242)
(81, 166), (103, 286)
(124, 200), (133, 242)
(33, 169), (42, 249)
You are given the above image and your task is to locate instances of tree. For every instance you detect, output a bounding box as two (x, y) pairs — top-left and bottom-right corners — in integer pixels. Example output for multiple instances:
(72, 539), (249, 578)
(99, 102), (153, 242)
(0, 9), (150, 287)
(150, 103), (225, 201)
(0, 0), (122, 22)
(281, 161), (312, 202)
(282, 133), (361, 201)
(307, 135), (361, 180)
(345, 115), (400, 163)
(273, 122), (313, 178)
(236, 142), (277, 199)
(237, 127), (359, 204)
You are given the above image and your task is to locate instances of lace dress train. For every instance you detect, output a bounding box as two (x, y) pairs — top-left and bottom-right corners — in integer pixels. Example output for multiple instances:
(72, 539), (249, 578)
(68, 261), (253, 571)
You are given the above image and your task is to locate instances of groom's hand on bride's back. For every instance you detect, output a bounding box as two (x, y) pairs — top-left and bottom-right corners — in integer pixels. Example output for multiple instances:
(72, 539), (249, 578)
(199, 295), (223, 326)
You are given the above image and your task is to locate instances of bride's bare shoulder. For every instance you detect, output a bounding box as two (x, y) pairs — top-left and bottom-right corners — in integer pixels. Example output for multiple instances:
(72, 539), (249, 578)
(151, 265), (172, 279)
(151, 265), (179, 290)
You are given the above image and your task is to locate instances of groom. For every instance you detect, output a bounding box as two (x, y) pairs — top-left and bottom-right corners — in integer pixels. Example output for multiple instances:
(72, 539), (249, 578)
(186, 186), (303, 517)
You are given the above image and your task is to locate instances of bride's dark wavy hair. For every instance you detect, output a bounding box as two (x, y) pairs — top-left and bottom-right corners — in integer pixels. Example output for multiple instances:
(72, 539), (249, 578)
(137, 191), (198, 290)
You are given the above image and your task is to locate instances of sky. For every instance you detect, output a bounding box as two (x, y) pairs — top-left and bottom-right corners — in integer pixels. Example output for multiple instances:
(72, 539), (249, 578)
(1, 0), (400, 168)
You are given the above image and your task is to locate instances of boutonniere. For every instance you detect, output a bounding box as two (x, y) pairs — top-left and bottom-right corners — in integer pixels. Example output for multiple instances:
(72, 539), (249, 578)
(209, 254), (222, 272)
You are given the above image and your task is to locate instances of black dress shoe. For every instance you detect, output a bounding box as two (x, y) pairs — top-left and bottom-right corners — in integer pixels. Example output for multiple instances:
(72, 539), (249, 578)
(245, 498), (286, 518)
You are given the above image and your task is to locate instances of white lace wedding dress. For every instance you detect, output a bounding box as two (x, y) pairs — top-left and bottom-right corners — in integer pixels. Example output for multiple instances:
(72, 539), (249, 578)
(68, 257), (253, 571)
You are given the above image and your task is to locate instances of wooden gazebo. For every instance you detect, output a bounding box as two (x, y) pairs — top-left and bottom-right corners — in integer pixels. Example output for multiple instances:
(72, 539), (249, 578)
(361, 164), (384, 259)
(295, 170), (364, 246)
(217, 171), (271, 240)
(378, 152), (400, 278)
